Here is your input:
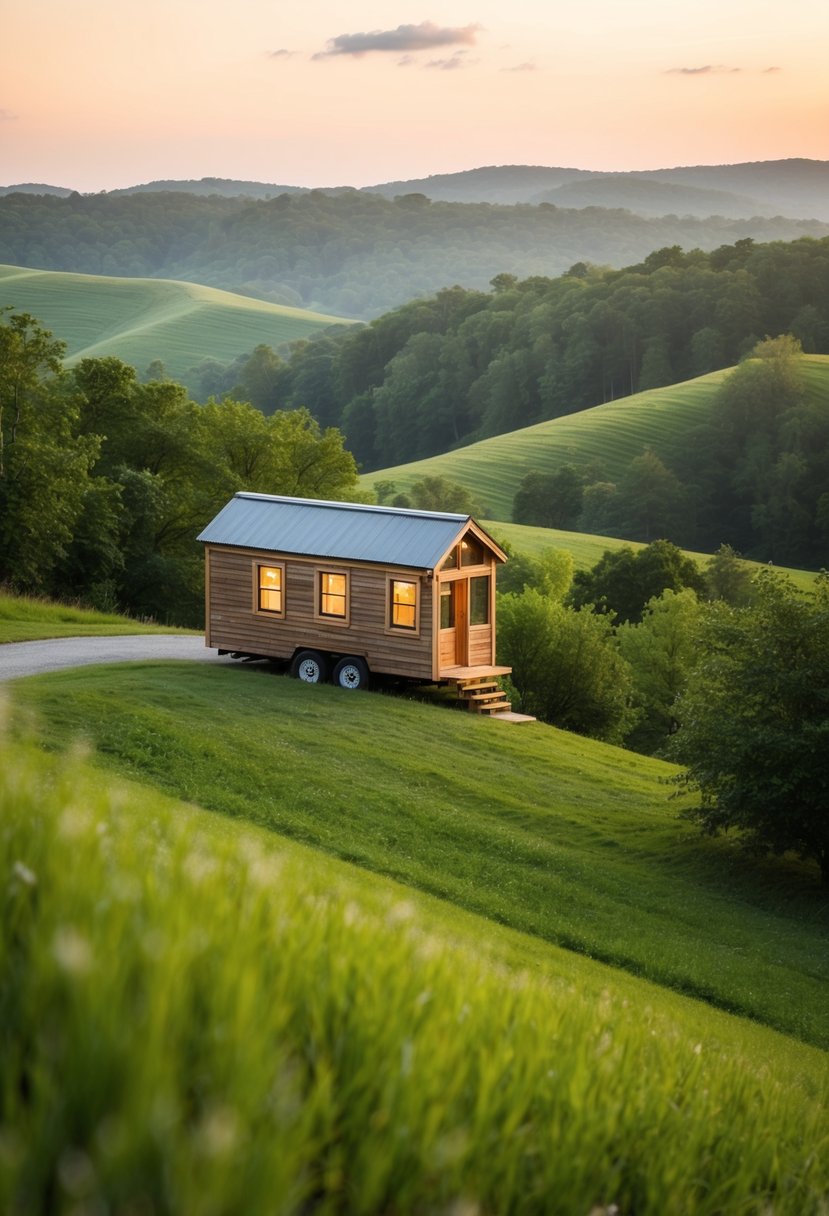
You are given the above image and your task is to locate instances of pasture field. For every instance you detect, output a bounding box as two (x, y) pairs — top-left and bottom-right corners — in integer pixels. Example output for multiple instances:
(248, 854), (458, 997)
(485, 520), (821, 591)
(363, 355), (829, 523)
(0, 591), (196, 643)
(0, 264), (353, 390)
(10, 661), (828, 1048)
(3, 698), (828, 1214)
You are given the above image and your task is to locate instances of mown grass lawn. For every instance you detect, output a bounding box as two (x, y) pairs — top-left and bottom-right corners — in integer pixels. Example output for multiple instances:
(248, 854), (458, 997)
(0, 591), (198, 643)
(11, 661), (828, 1048)
(2, 726), (828, 1215)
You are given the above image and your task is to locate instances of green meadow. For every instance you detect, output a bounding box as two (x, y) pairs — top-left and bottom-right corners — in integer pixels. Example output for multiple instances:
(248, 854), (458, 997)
(0, 590), (197, 643)
(485, 520), (820, 591)
(362, 354), (829, 523)
(0, 264), (353, 390)
(3, 670), (829, 1214)
(10, 662), (828, 1048)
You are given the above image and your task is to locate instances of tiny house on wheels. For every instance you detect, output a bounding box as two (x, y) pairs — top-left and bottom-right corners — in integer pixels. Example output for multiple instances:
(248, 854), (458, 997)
(197, 493), (514, 713)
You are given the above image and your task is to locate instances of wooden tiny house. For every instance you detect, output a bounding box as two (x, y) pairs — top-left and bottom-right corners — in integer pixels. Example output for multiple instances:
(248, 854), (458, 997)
(198, 493), (512, 707)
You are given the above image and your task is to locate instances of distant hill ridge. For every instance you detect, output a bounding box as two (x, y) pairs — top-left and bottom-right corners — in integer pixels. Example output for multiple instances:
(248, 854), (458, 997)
(2, 157), (828, 219)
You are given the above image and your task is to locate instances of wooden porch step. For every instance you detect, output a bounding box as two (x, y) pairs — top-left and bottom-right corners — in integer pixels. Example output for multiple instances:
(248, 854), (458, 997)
(466, 689), (508, 702)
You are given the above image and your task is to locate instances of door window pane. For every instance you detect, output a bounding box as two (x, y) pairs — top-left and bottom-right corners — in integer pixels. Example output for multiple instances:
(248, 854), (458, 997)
(440, 584), (455, 629)
(470, 576), (489, 625)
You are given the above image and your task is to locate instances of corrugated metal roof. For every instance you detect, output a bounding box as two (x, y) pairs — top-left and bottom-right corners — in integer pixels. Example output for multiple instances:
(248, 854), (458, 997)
(197, 493), (477, 569)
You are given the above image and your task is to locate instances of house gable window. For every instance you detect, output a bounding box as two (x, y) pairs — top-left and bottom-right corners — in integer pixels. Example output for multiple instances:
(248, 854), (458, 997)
(256, 563), (284, 616)
(318, 570), (349, 621)
(389, 579), (418, 631)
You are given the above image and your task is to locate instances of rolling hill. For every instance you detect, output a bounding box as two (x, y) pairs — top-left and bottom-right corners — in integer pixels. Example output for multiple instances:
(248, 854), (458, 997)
(362, 354), (829, 523)
(7, 157), (827, 219)
(0, 264), (355, 390)
(2, 188), (828, 319)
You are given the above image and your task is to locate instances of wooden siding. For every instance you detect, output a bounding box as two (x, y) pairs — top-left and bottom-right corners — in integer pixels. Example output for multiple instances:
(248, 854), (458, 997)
(206, 546), (435, 680)
(469, 626), (493, 667)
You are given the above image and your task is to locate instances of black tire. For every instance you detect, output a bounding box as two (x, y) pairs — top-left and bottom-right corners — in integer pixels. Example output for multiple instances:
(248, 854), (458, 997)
(333, 656), (369, 690)
(290, 650), (329, 684)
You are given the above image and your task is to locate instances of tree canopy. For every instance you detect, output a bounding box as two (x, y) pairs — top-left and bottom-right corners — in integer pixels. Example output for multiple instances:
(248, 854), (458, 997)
(671, 572), (829, 884)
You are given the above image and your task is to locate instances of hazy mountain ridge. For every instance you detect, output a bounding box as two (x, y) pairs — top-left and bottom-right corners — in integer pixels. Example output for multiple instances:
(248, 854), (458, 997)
(2, 158), (827, 219)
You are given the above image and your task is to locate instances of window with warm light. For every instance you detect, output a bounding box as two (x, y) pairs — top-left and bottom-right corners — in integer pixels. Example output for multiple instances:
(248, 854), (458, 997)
(390, 579), (417, 629)
(319, 571), (347, 617)
(257, 564), (283, 614)
(470, 575), (490, 625)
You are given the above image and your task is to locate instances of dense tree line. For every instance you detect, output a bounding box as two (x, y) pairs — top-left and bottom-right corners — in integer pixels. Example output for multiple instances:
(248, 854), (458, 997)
(511, 335), (829, 566)
(195, 236), (829, 483)
(0, 312), (360, 625)
(1, 188), (827, 319)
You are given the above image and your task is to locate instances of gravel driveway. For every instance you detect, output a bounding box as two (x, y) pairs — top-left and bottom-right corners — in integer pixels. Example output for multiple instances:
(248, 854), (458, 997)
(0, 635), (237, 682)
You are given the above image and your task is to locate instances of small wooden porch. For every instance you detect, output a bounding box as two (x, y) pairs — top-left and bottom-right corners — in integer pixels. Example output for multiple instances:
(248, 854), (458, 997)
(440, 665), (534, 722)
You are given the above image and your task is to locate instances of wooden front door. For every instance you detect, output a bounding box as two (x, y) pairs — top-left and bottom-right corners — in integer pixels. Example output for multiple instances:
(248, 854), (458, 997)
(439, 578), (469, 669)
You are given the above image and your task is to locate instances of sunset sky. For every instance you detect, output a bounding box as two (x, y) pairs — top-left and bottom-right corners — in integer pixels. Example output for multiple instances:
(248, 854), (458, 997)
(3, 0), (828, 191)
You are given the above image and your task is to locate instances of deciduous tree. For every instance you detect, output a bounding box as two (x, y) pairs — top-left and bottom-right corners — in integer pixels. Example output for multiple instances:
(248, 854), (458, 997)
(671, 571), (829, 884)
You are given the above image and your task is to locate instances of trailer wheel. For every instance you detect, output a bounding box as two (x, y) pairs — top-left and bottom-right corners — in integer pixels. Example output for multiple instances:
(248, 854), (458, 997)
(333, 656), (369, 690)
(291, 650), (329, 684)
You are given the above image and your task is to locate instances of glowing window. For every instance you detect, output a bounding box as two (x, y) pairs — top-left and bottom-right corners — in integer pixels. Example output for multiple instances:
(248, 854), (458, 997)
(320, 571), (347, 617)
(258, 565), (283, 614)
(391, 580), (417, 630)
(441, 547), (458, 570)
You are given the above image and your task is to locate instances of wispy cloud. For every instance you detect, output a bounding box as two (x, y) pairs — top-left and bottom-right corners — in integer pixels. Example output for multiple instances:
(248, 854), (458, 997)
(764, 65), (782, 73)
(314, 21), (481, 60)
(269, 49), (293, 60)
(666, 64), (741, 75)
(0, 108), (18, 121)
(503, 61), (536, 73)
(424, 51), (476, 71)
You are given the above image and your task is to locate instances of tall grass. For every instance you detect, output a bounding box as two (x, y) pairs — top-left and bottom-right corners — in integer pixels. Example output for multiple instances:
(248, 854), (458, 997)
(11, 663), (829, 1048)
(2, 723), (828, 1215)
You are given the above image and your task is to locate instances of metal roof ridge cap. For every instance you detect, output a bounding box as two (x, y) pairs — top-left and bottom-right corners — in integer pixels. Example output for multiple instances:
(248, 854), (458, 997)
(232, 491), (469, 523)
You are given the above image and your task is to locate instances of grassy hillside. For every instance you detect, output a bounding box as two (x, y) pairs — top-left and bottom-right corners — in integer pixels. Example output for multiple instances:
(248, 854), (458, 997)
(0, 265), (353, 390)
(363, 354), (829, 523)
(11, 662), (828, 1048)
(485, 520), (820, 591)
(0, 590), (197, 643)
(3, 725), (828, 1214)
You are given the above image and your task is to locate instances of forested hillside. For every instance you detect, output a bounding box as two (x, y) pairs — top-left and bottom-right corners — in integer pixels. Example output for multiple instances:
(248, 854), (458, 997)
(246, 235), (829, 469)
(1, 189), (827, 318)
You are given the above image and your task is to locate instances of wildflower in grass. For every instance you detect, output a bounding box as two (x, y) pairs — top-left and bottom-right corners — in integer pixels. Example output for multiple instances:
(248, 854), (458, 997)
(52, 926), (94, 975)
(12, 860), (36, 886)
